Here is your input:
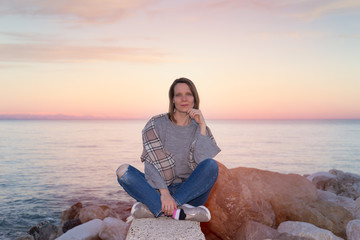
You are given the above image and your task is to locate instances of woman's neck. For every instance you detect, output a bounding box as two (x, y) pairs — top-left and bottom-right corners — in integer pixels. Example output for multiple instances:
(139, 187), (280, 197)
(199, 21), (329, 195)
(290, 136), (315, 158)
(173, 111), (191, 126)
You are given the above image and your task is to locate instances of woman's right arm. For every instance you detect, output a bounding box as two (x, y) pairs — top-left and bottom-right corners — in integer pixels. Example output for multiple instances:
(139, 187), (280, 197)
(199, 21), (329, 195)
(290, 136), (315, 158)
(144, 162), (178, 215)
(144, 161), (167, 189)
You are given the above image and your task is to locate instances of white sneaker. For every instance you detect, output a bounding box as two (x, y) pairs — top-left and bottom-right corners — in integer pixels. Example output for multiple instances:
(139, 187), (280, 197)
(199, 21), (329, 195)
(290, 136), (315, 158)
(180, 204), (211, 222)
(131, 202), (154, 219)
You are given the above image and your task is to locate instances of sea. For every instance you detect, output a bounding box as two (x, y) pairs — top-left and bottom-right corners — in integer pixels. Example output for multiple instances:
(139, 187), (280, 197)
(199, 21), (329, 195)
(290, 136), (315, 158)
(1, 119), (360, 239)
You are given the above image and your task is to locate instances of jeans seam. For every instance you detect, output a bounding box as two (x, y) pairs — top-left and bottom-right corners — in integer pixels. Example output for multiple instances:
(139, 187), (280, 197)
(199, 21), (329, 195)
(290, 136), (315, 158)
(155, 209), (163, 217)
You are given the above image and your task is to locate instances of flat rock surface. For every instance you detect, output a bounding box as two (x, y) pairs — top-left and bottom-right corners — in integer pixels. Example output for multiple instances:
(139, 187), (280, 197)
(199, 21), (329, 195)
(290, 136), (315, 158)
(126, 218), (205, 240)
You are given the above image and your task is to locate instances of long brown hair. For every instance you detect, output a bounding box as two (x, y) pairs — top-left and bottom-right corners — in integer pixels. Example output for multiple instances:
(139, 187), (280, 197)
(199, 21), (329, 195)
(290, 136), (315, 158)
(168, 78), (200, 123)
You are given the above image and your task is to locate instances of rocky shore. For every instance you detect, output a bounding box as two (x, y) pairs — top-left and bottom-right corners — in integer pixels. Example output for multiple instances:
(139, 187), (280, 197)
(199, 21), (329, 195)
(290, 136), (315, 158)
(15, 162), (360, 240)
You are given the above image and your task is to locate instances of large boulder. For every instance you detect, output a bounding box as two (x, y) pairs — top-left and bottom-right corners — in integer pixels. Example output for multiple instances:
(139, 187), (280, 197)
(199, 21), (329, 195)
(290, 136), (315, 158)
(201, 162), (275, 240)
(202, 162), (352, 239)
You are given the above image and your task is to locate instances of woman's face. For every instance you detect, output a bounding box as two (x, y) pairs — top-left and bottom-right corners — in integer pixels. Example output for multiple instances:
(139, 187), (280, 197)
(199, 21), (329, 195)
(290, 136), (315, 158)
(173, 83), (194, 113)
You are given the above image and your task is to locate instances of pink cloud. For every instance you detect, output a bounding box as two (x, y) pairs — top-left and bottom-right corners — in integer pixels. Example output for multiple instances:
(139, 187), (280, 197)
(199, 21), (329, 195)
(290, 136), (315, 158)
(0, 0), (160, 24)
(0, 43), (168, 63)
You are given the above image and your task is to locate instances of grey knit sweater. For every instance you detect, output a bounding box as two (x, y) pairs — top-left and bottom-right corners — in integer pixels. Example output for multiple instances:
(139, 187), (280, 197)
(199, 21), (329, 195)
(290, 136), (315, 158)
(144, 114), (221, 189)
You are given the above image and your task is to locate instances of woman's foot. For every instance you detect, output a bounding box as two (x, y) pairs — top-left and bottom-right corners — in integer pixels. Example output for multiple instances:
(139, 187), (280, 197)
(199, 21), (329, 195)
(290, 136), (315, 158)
(131, 202), (154, 219)
(173, 204), (211, 222)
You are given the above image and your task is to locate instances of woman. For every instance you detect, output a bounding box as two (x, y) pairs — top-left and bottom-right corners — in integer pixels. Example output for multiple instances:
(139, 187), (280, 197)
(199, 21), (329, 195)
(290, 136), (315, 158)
(116, 77), (220, 222)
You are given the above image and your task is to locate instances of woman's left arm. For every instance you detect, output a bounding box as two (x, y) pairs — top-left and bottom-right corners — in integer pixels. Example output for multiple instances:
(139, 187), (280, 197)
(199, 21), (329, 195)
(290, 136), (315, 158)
(188, 108), (221, 163)
(187, 108), (206, 136)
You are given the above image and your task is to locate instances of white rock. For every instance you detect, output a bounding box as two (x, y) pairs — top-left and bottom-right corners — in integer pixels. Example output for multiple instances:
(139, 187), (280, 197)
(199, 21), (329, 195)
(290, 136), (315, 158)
(307, 172), (336, 182)
(99, 217), (129, 240)
(56, 219), (102, 240)
(317, 190), (355, 216)
(278, 221), (343, 240)
(347, 220), (360, 240)
(354, 197), (360, 219)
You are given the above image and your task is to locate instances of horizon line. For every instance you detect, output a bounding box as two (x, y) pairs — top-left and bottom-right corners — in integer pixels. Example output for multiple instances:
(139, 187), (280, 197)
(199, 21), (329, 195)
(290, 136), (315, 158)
(0, 114), (359, 121)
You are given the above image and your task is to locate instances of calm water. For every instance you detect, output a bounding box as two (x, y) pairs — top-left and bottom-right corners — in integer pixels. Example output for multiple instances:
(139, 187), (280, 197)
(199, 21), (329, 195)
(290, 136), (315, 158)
(1, 119), (360, 239)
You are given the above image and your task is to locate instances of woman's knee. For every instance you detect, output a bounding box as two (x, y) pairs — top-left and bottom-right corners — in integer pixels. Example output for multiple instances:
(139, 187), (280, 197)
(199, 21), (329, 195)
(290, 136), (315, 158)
(116, 164), (130, 179)
(202, 159), (219, 173)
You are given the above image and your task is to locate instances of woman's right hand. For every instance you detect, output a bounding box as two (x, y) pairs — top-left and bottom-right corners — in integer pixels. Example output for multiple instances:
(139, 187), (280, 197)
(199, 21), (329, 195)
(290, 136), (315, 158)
(159, 189), (178, 216)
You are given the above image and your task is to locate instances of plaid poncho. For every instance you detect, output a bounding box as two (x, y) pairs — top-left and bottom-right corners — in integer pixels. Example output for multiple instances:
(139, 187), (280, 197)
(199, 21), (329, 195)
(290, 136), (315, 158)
(140, 113), (216, 186)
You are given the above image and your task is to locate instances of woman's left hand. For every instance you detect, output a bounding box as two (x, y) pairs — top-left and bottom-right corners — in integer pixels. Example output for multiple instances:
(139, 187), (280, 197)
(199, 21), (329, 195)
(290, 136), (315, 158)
(187, 108), (205, 126)
(187, 108), (207, 136)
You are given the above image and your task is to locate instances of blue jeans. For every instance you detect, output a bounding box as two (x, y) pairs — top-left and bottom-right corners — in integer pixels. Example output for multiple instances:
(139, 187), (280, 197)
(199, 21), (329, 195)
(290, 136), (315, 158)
(117, 159), (219, 217)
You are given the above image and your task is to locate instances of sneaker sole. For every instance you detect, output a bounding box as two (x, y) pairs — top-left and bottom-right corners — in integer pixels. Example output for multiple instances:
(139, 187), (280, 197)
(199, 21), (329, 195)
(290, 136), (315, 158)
(182, 204), (211, 221)
(131, 202), (141, 216)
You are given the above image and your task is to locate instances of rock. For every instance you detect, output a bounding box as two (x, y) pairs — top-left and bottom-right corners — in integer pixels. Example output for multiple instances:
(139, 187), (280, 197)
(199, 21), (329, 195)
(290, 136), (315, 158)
(79, 205), (108, 223)
(278, 221), (344, 240)
(235, 220), (279, 240)
(312, 169), (360, 200)
(307, 171), (336, 187)
(201, 162), (276, 240)
(60, 200), (134, 224)
(126, 218), (205, 240)
(106, 201), (135, 222)
(56, 219), (103, 240)
(317, 190), (355, 216)
(202, 162), (352, 240)
(62, 218), (82, 233)
(276, 233), (314, 240)
(355, 197), (360, 219)
(347, 220), (360, 240)
(14, 234), (34, 240)
(99, 217), (129, 240)
(28, 221), (58, 240)
(61, 202), (83, 222)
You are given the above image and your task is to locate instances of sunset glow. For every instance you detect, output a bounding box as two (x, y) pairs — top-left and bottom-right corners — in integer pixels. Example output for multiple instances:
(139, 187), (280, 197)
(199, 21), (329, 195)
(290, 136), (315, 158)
(1, 0), (359, 119)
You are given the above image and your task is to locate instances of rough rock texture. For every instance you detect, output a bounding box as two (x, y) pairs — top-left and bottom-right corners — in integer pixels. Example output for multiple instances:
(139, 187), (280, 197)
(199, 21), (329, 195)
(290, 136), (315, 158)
(307, 172), (337, 187)
(61, 202), (83, 222)
(278, 221), (344, 240)
(346, 220), (360, 240)
(308, 170), (360, 200)
(126, 218), (205, 240)
(60, 201), (134, 224)
(62, 218), (82, 233)
(234, 221), (312, 240)
(56, 219), (103, 240)
(54, 201), (134, 239)
(28, 221), (58, 240)
(201, 162), (276, 240)
(14, 235), (34, 240)
(275, 233), (314, 240)
(235, 220), (279, 240)
(79, 205), (108, 223)
(317, 190), (355, 217)
(202, 162), (352, 240)
(99, 217), (129, 240)
(354, 197), (360, 219)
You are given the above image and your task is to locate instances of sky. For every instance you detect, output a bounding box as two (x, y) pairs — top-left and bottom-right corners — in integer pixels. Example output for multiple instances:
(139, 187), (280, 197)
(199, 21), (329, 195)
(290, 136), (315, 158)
(1, 0), (359, 120)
